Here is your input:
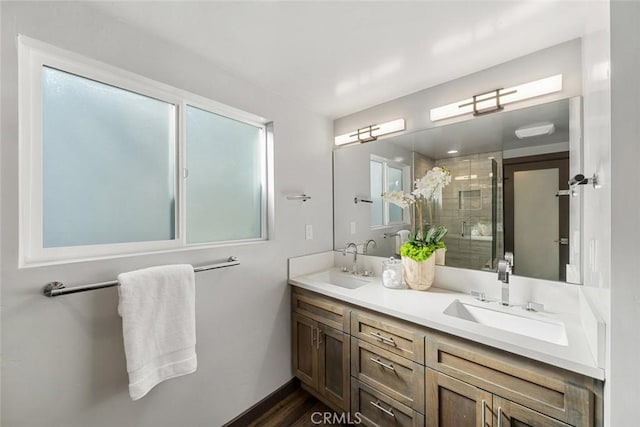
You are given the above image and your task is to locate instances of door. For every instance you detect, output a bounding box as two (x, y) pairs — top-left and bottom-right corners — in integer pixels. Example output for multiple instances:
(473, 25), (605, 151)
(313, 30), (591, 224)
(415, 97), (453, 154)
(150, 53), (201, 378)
(503, 153), (569, 282)
(292, 313), (318, 387)
(493, 396), (571, 427)
(318, 324), (350, 411)
(426, 369), (493, 427)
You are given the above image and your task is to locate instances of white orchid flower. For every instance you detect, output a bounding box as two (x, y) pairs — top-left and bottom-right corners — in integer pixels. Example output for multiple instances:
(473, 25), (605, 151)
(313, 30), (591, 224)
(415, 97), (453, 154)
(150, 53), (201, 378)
(382, 190), (415, 208)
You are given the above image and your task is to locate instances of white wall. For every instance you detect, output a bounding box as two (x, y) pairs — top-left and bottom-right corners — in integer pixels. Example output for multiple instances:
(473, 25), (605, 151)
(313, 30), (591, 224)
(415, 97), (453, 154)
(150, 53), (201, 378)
(609, 1), (640, 424)
(0, 3), (333, 426)
(576, 1), (613, 424)
(334, 39), (582, 137)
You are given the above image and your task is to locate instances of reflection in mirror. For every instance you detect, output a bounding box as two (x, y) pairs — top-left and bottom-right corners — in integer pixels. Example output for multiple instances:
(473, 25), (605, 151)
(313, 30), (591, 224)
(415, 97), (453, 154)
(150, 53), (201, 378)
(333, 97), (582, 284)
(370, 155), (410, 228)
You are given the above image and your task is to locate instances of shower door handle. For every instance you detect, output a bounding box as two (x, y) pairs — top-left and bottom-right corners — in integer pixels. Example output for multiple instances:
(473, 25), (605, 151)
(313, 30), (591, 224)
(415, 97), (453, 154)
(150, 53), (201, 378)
(461, 221), (466, 237)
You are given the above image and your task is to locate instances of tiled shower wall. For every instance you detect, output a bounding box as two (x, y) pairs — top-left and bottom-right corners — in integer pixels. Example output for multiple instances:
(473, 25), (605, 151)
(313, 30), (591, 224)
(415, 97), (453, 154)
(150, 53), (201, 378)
(433, 152), (504, 271)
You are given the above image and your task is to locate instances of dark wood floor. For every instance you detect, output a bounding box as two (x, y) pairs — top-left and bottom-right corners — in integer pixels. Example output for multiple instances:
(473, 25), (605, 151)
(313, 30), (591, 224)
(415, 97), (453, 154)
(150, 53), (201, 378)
(247, 388), (347, 427)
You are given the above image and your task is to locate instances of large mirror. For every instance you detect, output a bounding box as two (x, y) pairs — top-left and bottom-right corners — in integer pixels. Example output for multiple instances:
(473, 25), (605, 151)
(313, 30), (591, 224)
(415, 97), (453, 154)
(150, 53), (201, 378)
(334, 97), (583, 284)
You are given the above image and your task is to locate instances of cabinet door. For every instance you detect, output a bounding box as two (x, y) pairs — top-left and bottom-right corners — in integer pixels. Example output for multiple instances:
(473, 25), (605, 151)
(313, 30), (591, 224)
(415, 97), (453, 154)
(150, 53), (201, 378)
(318, 324), (350, 411)
(292, 313), (318, 387)
(426, 369), (493, 427)
(493, 396), (571, 427)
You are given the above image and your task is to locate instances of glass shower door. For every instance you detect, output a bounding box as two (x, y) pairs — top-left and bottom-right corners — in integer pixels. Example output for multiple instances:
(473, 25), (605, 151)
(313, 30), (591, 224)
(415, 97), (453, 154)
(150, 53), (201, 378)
(436, 155), (497, 271)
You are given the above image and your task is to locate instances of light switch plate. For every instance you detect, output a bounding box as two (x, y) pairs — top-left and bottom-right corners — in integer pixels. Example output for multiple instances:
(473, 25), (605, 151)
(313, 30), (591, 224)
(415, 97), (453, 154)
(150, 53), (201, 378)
(305, 224), (313, 240)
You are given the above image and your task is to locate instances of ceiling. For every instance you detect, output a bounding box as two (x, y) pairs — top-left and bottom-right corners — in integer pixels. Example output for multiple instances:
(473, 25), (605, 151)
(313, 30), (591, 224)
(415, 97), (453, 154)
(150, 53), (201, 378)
(89, 1), (603, 119)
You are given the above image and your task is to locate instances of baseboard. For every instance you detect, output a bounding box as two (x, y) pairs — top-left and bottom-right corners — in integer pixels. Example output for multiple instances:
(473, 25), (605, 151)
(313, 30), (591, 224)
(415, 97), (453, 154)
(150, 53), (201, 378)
(222, 377), (301, 427)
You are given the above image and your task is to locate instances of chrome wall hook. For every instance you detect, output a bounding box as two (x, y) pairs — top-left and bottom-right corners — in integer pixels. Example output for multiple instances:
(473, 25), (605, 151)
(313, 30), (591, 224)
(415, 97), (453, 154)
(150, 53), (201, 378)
(354, 197), (373, 204)
(286, 194), (311, 202)
(569, 173), (599, 188)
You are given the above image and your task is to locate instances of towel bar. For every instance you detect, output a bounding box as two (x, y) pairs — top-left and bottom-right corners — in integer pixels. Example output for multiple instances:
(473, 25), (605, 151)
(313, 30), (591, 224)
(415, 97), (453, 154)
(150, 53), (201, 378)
(43, 256), (240, 297)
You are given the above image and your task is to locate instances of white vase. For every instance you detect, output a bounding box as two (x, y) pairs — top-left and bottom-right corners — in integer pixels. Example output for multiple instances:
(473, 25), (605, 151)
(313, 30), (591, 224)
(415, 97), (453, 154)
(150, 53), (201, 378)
(401, 255), (436, 291)
(435, 248), (446, 266)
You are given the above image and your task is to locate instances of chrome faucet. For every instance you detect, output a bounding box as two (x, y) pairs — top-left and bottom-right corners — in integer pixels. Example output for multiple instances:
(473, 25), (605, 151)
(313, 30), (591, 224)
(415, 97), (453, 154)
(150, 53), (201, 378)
(497, 252), (514, 306)
(344, 243), (358, 274)
(363, 239), (377, 254)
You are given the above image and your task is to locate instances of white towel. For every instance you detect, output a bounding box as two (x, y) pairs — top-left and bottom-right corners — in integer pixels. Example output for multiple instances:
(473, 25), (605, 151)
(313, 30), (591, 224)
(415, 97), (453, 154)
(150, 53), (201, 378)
(117, 264), (197, 400)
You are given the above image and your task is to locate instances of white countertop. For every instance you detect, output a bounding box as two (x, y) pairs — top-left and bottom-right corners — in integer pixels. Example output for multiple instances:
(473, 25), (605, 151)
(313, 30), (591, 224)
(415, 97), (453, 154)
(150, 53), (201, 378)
(289, 267), (604, 380)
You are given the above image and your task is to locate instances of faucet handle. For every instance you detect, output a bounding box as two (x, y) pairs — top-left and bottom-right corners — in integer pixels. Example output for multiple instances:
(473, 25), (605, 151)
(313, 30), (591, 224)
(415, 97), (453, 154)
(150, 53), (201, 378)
(470, 290), (487, 302)
(363, 239), (377, 254)
(525, 301), (544, 312)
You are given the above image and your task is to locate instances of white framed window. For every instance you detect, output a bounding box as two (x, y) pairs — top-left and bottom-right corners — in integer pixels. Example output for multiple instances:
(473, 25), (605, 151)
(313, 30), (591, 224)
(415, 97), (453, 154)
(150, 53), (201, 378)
(18, 36), (271, 267)
(370, 155), (411, 228)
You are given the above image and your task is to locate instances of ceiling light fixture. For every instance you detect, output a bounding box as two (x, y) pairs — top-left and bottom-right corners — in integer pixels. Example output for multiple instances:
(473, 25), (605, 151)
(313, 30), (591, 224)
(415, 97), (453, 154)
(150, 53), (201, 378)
(430, 74), (563, 122)
(515, 122), (556, 139)
(447, 150), (459, 154)
(334, 118), (405, 146)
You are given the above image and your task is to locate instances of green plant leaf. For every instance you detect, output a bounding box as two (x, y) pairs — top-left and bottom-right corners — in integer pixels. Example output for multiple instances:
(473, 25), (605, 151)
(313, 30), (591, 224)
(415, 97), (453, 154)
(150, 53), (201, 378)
(400, 241), (436, 262)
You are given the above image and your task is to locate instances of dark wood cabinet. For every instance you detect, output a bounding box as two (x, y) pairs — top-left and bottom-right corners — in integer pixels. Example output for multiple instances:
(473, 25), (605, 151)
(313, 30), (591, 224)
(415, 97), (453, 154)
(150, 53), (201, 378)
(292, 313), (317, 387)
(493, 396), (571, 427)
(290, 287), (601, 427)
(352, 379), (425, 427)
(426, 369), (493, 427)
(291, 290), (350, 412)
(317, 323), (350, 411)
(426, 369), (577, 427)
(426, 333), (596, 426)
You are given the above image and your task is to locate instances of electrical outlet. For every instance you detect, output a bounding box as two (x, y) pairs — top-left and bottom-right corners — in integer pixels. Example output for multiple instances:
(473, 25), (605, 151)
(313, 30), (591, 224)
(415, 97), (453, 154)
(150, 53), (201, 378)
(305, 224), (313, 240)
(350, 222), (356, 235)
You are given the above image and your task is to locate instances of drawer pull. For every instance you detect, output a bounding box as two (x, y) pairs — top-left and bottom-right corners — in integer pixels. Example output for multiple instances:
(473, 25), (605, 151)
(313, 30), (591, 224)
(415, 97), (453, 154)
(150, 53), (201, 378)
(369, 400), (395, 418)
(370, 357), (395, 371)
(498, 407), (503, 427)
(369, 332), (397, 346)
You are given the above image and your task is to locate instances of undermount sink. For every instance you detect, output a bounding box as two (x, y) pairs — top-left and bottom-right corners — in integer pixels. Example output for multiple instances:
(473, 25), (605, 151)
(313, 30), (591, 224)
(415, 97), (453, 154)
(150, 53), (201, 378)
(443, 300), (568, 346)
(306, 269), (371, 290)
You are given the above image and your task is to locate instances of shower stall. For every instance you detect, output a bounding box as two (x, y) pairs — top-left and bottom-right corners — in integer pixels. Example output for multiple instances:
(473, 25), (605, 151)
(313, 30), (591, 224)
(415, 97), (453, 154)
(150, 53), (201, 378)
(431, 153), (502, 271)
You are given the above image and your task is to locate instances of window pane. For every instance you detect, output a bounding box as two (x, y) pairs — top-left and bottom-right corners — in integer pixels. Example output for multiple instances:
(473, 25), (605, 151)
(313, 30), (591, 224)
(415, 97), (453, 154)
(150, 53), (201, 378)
(42, 67), (176, 248)
(186, 106), (263, 243)
(370, 160), (383, 227)
(388, 166), (404, 223)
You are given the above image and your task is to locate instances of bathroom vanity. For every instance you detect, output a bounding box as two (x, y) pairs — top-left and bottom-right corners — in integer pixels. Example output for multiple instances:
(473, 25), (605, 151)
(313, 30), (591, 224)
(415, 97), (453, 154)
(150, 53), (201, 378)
(289, 254), (603, 427)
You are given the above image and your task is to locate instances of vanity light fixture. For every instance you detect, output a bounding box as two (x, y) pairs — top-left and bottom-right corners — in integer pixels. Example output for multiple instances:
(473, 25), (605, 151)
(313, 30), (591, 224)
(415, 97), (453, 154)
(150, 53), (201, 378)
(430, 74), (563, 122)
(334, 118), (405, 146)
(515, 122), (555, 139)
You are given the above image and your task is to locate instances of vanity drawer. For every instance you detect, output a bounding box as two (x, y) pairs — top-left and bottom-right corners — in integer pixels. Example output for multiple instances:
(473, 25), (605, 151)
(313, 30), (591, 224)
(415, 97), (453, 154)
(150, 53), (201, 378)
(292, 288), (349, 332)
(351, 379), (425, 427)
(351, 337), (425, 413)
(351, 310), (425, 363)
(426, 333), (595, 427)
